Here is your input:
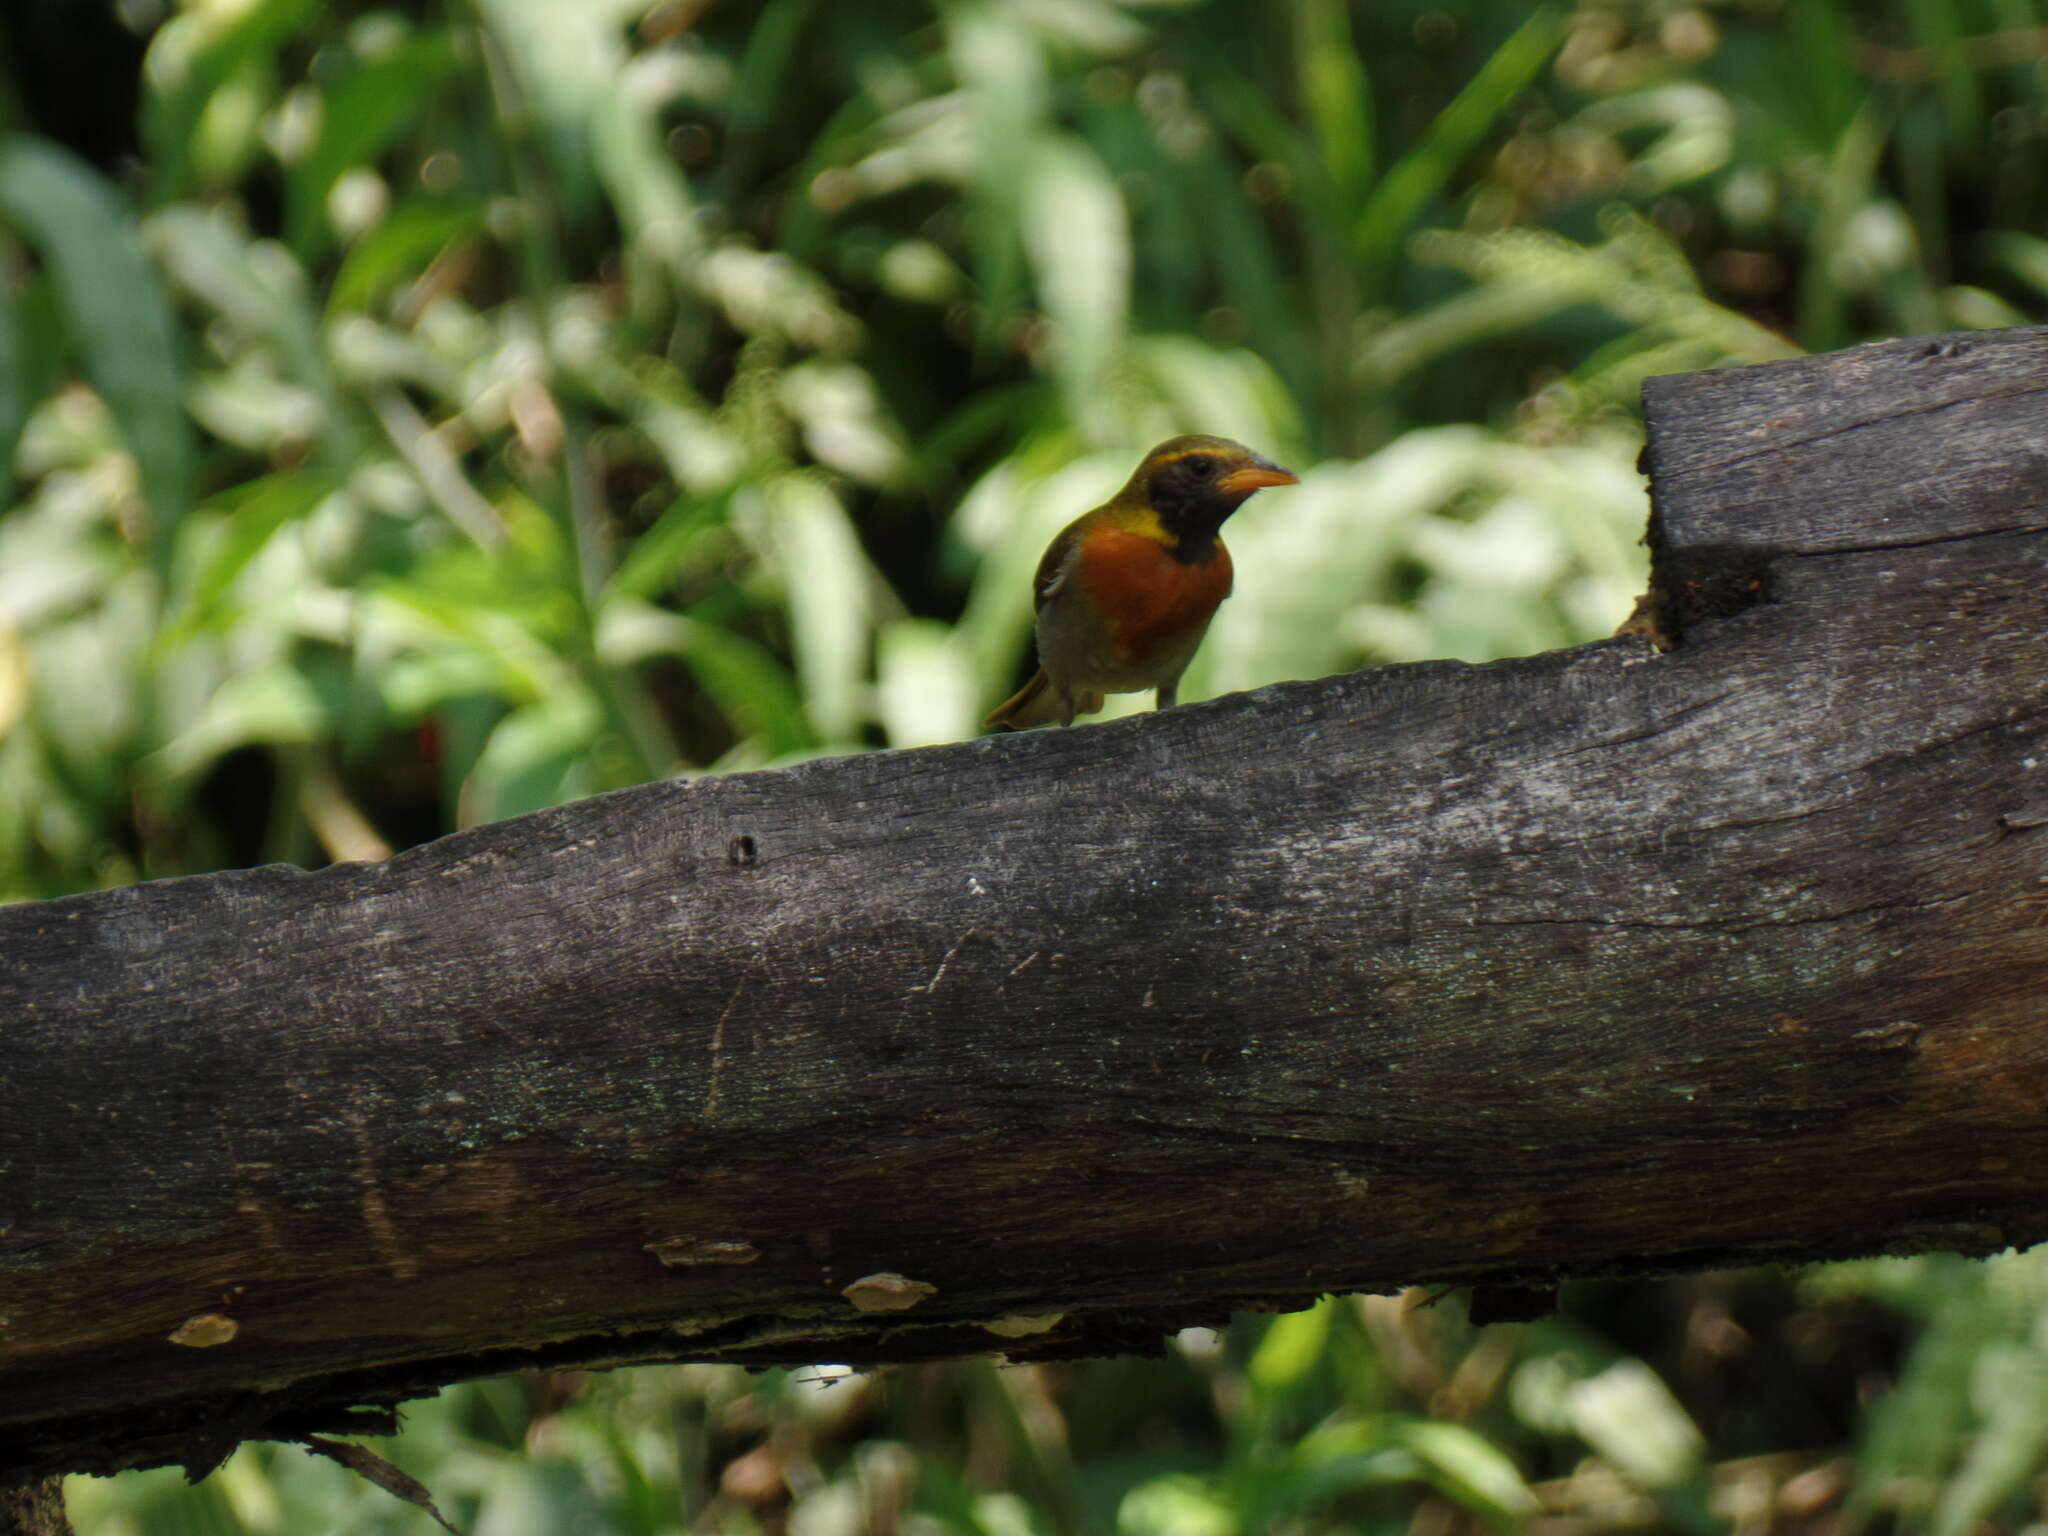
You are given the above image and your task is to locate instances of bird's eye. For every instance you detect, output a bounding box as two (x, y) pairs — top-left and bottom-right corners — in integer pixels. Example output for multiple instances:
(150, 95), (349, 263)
(1187, 457), (1215, 479)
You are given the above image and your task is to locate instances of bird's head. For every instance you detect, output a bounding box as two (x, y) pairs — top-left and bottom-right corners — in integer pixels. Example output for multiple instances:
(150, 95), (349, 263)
(1125, 434), (1299, 550)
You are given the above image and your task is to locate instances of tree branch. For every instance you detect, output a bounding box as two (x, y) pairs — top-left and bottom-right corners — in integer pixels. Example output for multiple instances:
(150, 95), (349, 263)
(7, 328), (2048, 1483)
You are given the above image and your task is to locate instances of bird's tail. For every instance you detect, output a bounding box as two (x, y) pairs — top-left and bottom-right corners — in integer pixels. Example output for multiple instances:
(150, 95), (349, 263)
(984, 670), (1106, 731)
(984, 669), (1055, 731)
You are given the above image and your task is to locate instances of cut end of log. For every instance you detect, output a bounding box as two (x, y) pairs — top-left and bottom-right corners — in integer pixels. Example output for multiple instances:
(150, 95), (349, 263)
(1641, 537), (1776, 643)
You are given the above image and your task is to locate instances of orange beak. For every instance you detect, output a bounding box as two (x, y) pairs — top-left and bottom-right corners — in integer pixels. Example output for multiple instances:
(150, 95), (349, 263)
(1216, 459), (1300, 497)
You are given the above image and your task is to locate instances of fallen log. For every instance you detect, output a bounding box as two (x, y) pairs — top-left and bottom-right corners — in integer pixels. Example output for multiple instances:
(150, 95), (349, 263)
(5, 327), (2048, 1487)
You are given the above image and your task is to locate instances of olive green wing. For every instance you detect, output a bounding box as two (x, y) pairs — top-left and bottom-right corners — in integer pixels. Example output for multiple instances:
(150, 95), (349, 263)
(1032, 516), (1088, 612)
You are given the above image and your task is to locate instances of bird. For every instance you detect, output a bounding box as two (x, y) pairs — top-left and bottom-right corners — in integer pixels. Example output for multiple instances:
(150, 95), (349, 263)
(983, 434), (1298, 730)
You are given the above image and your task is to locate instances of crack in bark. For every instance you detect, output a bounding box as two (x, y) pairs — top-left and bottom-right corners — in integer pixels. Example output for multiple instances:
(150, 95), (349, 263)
(1672, 375), (2048, 477)
(1471, 892), (1973, 935)
(1549, 690), (1741, 759)
(1785, 521), (2048, 561)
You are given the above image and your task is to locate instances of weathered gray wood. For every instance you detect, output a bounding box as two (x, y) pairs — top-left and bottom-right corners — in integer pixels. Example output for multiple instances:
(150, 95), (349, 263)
(1641, 325), (2048, 633)
(6, 326), (2048, 1484)
(1644, 326), (2048, 555)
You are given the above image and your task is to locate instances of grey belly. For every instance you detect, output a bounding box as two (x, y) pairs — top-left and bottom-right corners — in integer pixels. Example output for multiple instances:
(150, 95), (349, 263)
(1037, 603), (1206, 694)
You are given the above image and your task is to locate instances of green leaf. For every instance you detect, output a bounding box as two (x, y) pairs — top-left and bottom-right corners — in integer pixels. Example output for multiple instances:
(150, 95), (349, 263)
(1391, 1421), (1540, 1527)
(949, 5), (1047, 354)
(604, 491), (731, 604)
(366, 580), (563, 707)
(1191, 429), (1485, 699)
(0, 135), (195, 577)
(286, 33), (460, 259)
(876, 620), (976, 748)
(157, 663), (328, 780)
(165, 473), (342, 644)
(20, 575), (155, 811)
(1118, 1474), (1237, 1536)
(1353, 6), (1564, 278)
(473, 0), (640, 229)
(464, 688), (602, 822)
(0, 275), (17, 510)
(1798, 97), (1887, 354)
(148, 206), (354, 462)
(139, 0), (319, 201)
(1572, 84), (1734, 194)
(1295, 0), (1374, 219)
(671, 616), (812, 759)
(599, 595), (812, 762)
(328, 200), (483, 316)
(1846, 1258), (2005, 1525)
(1929, 1344), (2048, 1536)
(709, 0), (816, 206)
(1248, 1303), (1331, 1395)
(1992, 232), (2048, 300)
(1021, 136), (1130, 422)
(753, 474), (873, 745)
(1565, 1360), (1705, 1490)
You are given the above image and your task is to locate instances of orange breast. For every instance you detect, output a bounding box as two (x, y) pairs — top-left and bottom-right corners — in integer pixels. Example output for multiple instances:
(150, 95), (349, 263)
(1077, 528), (1234, 663)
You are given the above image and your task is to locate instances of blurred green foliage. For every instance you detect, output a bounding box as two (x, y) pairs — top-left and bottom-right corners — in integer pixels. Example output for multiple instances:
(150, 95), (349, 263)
(9, 0), (2048, 1530)
(56, 1255), (2048, 1536)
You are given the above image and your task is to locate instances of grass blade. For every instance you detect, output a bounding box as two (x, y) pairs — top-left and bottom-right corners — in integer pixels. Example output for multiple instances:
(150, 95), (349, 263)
(1353, 6), (1564, 278)
(1021, 135), (1130, 422)
(1295, 0), (1374, 222)
(0, 135), (194, 578)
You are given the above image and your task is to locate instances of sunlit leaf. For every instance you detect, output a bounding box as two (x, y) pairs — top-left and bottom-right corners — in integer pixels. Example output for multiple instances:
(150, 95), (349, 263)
(876, 619), (976, 748)
(1565, 1360), (1706, 1490)
(462, 687), (602, 824)
(165, 473), (342, 643)
(1391, 1420), (1540, 1526)
(747, 474), (874, 745)
(1193, 428), (1490, 698)
(0, 616), (28, 743)
(139, 0), (319, 201)
(1573, 83), (1735, 193)
(1118, 1473), (1238, 1536)
(949, 4), (1046, 351)
(472, 0), (643, 229)
(157, 662), (328, 779)
(149, 206), (360, 465)
(1021, 135), (1130, 424)
(1929, 1343), (2048, 1536)
(1248, 1302), (1331, 1394)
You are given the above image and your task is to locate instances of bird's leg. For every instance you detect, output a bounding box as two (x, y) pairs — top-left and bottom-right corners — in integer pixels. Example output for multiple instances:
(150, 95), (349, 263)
(1155, 683), (1179, 711)
(1057, 688), (1076, 727)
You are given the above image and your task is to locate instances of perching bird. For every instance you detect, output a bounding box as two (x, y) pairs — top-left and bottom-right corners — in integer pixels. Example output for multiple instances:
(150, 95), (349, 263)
(983, 434), (1298, 730)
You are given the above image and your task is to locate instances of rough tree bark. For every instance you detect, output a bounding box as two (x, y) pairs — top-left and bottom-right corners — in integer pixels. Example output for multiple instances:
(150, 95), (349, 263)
(4, 328), (2048, 1493)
